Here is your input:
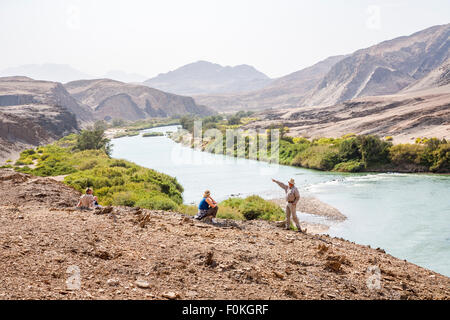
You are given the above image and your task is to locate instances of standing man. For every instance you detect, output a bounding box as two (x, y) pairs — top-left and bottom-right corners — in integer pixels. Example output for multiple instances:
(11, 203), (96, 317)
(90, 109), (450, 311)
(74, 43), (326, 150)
(272, 178), (304, 232)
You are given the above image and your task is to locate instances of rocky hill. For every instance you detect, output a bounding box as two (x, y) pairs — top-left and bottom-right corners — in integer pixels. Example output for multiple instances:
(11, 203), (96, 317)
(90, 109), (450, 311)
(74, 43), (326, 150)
(193, 56), (346, 111)
(0, 77), (91, 162)
(244, 84), (450, 144)
(0, 168), (448, 300)
(195, 24), (449, 112)
(302, 24), (450, 107)
(65, 79), (215, 121)
(401, 58), (450, 93)
(143, 61), (272, 95)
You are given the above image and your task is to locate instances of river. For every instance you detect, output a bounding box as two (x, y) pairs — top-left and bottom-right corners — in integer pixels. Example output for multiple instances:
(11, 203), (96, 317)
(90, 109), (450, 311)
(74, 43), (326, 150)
(111, 125), (450, 277)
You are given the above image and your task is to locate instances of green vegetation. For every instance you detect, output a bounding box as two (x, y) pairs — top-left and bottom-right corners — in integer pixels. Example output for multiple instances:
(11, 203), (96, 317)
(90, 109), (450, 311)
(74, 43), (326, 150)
(390, 138), (450, 172)
(178, 195), (285, 221)
(110, 118), (179, 138)
(113, 130), (140, 138)
(282, 134), (448, 173)
(75, 122), (112, 156)
(110, 118), (179, 131)
(13, 128), (183, 210)
(179, 111), (256, 133)
(142, 132), (164, 137)
(175, 114), (449, 173)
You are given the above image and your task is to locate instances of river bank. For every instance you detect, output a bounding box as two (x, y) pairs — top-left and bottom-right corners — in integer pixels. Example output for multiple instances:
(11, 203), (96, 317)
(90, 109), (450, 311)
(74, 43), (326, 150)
(169, 126), (449, 174)
(1, 169), (449, 300)
(110, 125), (450, 277)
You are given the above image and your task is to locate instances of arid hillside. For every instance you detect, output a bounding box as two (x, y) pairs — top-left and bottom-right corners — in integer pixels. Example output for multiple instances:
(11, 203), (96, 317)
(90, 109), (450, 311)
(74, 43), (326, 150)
(64, 79), (215, 121)
(0, 77), (85, 162)
(193, 56), (346, 112)
(194, 24), (449, 112)
(244, 84), (450, 144)
(0, 169), (448, 300)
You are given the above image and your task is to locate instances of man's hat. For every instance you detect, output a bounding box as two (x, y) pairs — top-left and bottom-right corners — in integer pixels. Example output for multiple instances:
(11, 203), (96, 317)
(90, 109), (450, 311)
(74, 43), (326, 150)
(288, 178), (295, 185)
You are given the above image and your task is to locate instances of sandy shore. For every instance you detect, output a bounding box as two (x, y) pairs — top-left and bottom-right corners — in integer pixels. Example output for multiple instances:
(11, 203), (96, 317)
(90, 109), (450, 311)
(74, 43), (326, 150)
(104, 128), (127, 139)
(270, 197), (346, 234)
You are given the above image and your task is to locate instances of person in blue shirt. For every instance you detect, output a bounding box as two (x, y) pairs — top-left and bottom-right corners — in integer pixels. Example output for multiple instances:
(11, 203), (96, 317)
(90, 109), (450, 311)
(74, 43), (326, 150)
(194, 190), (218, 223)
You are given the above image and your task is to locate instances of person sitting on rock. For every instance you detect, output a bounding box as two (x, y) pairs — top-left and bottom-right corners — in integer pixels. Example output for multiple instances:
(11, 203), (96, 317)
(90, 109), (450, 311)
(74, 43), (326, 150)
(76, 187), (95, 210)
(194, 190), (218, 223)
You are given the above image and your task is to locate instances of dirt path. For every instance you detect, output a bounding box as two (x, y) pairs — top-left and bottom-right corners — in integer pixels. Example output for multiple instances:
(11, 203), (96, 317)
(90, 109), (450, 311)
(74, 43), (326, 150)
(0, 169), (448, 300)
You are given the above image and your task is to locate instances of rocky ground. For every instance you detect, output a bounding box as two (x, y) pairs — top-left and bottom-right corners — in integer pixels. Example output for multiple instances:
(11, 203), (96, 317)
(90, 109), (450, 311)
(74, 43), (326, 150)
(0, 169), (449, 300)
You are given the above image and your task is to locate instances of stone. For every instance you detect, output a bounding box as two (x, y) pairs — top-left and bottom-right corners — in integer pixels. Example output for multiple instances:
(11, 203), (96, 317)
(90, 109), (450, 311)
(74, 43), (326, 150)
(106, 278), (120, 287)
(162, 291), (179, 300)
(135, 280), (150, 289)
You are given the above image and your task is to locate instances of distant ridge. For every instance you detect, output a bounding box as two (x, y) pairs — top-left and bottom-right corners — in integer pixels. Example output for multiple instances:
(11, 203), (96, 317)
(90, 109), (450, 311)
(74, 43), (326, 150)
(143, 60), (272, 95)
(64, 78), (215, 122)
(0, 64), (95, 84)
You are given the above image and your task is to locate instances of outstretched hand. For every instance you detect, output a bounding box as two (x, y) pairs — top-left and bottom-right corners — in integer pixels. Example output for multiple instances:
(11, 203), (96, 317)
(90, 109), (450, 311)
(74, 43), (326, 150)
(271, 178), (276, 183)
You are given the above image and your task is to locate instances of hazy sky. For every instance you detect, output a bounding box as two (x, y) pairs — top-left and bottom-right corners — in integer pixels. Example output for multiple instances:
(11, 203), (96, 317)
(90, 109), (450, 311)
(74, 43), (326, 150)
(1, 0), (449, 78)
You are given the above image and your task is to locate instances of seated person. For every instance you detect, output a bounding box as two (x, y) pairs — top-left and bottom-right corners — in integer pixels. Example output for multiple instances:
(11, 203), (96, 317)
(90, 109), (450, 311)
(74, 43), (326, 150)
(76, 188), (95, 210)
(194, 190), (218, 223)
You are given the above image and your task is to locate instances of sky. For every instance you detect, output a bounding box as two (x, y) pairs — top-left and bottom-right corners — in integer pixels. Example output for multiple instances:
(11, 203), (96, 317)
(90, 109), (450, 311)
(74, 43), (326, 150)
(0, 0), (449, 79)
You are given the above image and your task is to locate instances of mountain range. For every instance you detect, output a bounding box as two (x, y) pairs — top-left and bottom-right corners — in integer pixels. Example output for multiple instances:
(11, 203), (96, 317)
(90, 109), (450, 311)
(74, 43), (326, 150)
(0, 64), (148, 84)
(143, 60), (272, 95)
(194, 23), (450, 111)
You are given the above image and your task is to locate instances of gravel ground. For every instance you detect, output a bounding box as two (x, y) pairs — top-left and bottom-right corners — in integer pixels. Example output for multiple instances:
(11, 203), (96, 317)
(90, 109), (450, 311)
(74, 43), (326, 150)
(0, 169), (448, 300)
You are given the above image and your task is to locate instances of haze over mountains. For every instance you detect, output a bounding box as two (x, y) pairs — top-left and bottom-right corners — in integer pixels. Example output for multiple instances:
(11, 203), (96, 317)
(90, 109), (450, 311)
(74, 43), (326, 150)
(0, 64), (147, 84)
(0, 23), (448, 160)
(143, 60), (273, 95)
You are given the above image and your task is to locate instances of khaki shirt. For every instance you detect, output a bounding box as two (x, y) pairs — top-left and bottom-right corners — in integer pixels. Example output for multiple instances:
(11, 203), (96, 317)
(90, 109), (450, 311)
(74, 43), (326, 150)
(273, 180), (300, 205)
(78, 194), (94, 208)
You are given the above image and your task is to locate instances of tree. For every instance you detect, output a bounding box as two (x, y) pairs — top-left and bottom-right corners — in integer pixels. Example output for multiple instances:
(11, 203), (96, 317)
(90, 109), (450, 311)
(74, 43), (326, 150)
(75, 121), (112, 156)
(356, 135), (391, 167)
(227, 115), (241, 125)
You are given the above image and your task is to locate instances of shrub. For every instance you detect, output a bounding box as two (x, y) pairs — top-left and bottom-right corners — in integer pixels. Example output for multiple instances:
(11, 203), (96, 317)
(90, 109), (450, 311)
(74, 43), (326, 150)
(338, 138), (361, 162)
(220, 195), (284, 221)
(429, 143), (450, 172)
(292, 137), (310, 145)
(292, 145), (340, 170)
(78, 159), (99, 170)
(389, 144), (424, 165)
(177, 204), (198, 216)
(333, 160), (364, 172)
(142, 132), (164, 137)
(356, 135), (391, 167)
(112, 191), (138, 207)
(136, 195), (178, 211)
